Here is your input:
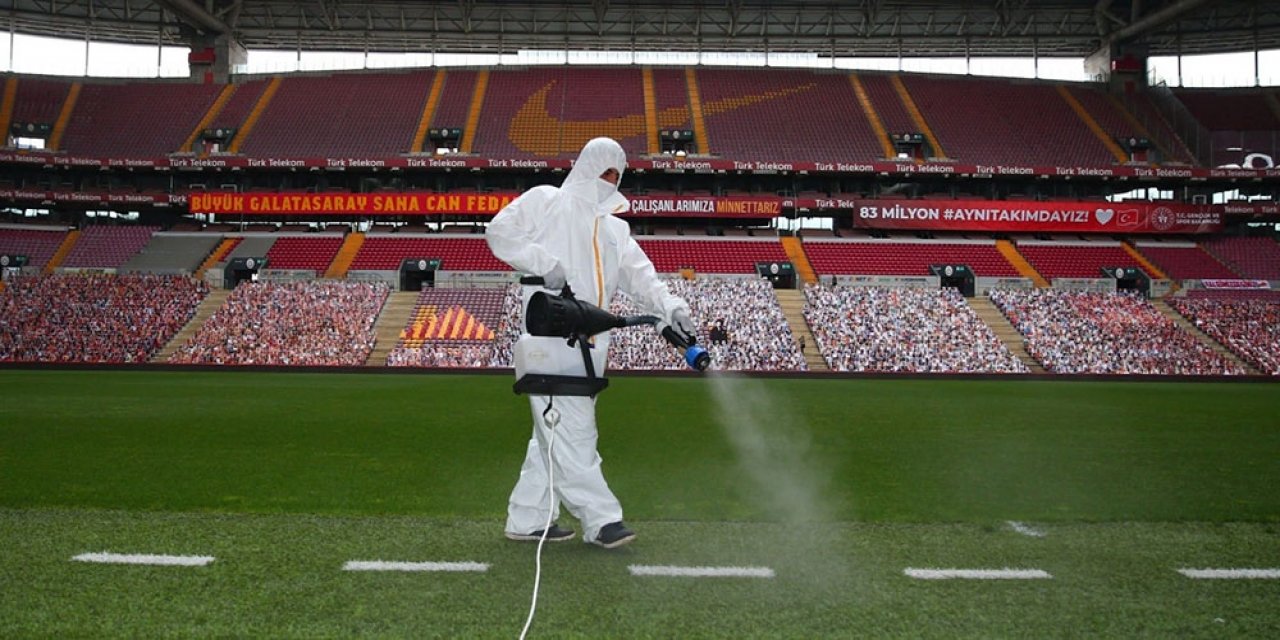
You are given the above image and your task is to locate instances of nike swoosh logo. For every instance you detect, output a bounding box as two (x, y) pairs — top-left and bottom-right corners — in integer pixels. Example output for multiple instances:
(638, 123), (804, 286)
(508, 80), (817, 156)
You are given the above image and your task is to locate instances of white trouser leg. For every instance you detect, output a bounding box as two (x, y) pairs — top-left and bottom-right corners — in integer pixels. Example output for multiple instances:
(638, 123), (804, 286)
(506, 394), (623, 542)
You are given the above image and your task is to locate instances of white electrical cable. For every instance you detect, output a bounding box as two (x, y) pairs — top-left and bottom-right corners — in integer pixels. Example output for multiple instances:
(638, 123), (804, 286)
(519, 398), (558, 640)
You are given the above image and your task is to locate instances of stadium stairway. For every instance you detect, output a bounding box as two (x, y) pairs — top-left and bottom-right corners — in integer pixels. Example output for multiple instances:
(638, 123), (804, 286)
(151, 289), (230, 363)
(1151, 300), (1259, 374)
(780, 237), (817, 285)
(685, 68), (711, 155)
(42, 229), (80, 274)
(967, 296), (1045, 373)
(1121, 241), (1172, 284)
(773, 289), (828, 371)
(411, 70), (447, 153)
(182, 84), (237, 153)
(890, 75), (946, 160)
(995, 240), (1048, 287)
(1056, 85), (1129, 163)
(849, 73), (895, 158)
(46, 81), (80, 151)
(365, 291), (419, 366)
(228, 76), (281, 154)
(0, 77), (17, 141)
(195, 237), (242, 279)
(459, 70), (489, 154)
(324, 232), (365, 278)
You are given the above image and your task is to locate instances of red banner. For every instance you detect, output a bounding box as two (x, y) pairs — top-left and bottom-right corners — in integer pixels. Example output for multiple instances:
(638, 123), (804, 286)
(852, 199), (1223, 234)
(188, 192), (517, 215)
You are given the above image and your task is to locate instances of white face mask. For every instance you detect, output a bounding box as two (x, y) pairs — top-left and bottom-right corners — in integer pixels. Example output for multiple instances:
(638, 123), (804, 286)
(595, 176), (619, 203)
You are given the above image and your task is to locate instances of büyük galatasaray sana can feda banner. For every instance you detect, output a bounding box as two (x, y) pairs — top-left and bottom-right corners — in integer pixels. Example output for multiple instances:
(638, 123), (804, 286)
(187, 192), (783, 217)
(854, 199), (1223, 234)
(188, 192), (518, 215)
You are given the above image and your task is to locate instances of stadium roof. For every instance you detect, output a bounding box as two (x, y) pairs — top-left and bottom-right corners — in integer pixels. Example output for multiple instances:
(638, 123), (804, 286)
(8, 0), (1280, 59)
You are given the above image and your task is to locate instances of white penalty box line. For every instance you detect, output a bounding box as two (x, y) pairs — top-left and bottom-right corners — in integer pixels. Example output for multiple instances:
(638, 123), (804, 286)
(628, 564), (775, 578)
(72, 552), (215, 567)
(1178, 568), (1280, 580)
(343, 560), (490, 573)
(904, 568), (1052, 580)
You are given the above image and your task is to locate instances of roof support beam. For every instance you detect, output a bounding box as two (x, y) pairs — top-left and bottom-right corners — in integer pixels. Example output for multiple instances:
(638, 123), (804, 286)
(156, 0), (230, 34)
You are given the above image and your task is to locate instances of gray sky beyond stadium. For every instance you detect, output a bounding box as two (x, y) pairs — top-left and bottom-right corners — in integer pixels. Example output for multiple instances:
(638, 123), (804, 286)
(2, 31), (1279, 87)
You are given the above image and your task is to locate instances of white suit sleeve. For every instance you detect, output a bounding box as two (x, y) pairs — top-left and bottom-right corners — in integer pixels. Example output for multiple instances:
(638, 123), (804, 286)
(485, 188), (560, 278)
(616, 229), (690, 323)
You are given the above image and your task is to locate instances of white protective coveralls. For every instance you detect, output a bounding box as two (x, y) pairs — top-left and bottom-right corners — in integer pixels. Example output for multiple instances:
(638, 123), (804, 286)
(486, 137), (690, 543)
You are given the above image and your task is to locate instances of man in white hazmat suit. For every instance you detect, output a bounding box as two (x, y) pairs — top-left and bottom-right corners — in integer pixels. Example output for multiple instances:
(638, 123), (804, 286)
(486, 137), (696, 548)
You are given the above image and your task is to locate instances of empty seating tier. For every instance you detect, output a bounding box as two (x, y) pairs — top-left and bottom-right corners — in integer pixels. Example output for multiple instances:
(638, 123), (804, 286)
(634, 239), (788, 274)
(60, 83), (221, 156)
(263, 236), (345, 274)
(1015, 243), (1149, 280)
(1134, 243), (1239, 280)
(695, 68), (881, 162)
(0, 228), (68, 268)
(240, 71), (434, 156)
(61, 226), (158, 269)
(472, 67), (648, 158)
(803, 241), (1020, 277)
(902, 75), (1115, 166)
(350, 236), (510, 272)
(1200, 237), (1280, 280)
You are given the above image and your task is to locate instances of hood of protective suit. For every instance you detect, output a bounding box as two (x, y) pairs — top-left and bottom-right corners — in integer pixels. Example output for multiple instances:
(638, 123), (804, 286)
(560, 137), (629, 216)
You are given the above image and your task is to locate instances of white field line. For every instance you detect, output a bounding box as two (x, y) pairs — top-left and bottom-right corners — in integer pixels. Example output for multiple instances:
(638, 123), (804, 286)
(342, 560), (489, 573)
(1178, 568), (1280, 580)
(904, 568), (1052, 580)
(628, 565), (775, 578)
(72, 552), (214, 567)
(1006, 521), (1046, 538)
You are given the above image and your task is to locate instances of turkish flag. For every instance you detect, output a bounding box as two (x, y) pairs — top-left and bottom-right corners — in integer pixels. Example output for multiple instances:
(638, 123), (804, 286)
(1117, 209), (1142, 227)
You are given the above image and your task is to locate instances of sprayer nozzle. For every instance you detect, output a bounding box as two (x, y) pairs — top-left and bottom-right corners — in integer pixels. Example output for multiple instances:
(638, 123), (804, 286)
(685, 345), (711, 372)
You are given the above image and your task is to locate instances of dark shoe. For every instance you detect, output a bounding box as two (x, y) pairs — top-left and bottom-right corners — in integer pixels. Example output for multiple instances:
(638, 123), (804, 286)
(592, 521), (636, 549)
(505, 523), (576, 542)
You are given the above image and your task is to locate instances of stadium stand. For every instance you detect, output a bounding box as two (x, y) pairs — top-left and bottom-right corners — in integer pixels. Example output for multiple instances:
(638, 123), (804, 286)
(385, 287), (506, 367)
(0, 273), (208, 363)
(429, 70), (478, 139)
(1014, 241), (1150, 280)
(471, 67), (648, 158)
(858, 74), (918, 153)
(350, 236), (510, 272)
(206, 79), (271, 136)
(60, 225), (158, 270)
(12, 78), (69, 128)
(608, 276), (806, 371)
(0, 227), (68, 269)
(119, 233), (222, 275)
(1131, 241), (1239, 280)
(901, 75), (1117, 166)
(802, 239), (1020, 277)
(1200, 237), (1280, 280)
(237, 71), (434, 156)
(804, 284), (1026, 373)
(694, 68), (882, 162)
(651, 68), (694, 135)
(635, 238), (789, 274)
(263, 235), (345, 274)
(1168, 296), (1280, 374)
(59, 83), (222, 156)
(989, 288), (1245, 375)
(1172, 90), (1280, 166)
(221, 235), (278, 263)
(169, 280), (389, 366)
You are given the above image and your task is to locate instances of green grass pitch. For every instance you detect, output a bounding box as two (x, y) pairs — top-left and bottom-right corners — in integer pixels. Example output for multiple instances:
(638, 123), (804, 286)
(1, 369), (1278, 638)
